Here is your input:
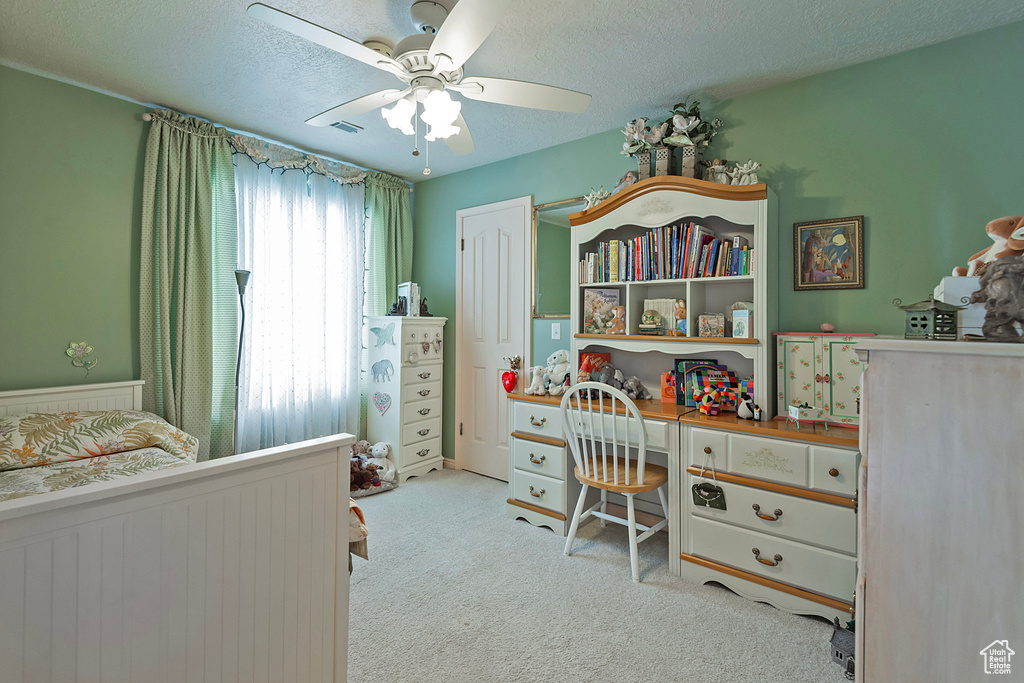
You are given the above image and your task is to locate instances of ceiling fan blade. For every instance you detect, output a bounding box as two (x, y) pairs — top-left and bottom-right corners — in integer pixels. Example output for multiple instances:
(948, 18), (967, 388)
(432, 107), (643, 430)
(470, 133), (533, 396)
(248, 3), (402, 73)
(428, 0), (512, 70)
(455, 77), (591, 113)
(306, 89), (409, 127)
(444, 113), (475, 156)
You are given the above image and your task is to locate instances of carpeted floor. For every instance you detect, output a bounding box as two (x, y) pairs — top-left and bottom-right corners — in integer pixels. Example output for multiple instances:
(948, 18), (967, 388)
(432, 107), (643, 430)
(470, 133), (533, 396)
(349, 468), (847, 683)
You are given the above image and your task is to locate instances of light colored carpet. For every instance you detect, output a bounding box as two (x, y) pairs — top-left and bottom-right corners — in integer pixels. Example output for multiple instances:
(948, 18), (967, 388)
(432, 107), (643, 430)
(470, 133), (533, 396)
(349, 468), (846, 683)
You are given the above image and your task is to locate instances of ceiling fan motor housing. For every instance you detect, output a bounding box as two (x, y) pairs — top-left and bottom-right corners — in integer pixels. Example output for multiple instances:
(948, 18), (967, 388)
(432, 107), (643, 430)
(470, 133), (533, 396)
(411, 1), (448, 34)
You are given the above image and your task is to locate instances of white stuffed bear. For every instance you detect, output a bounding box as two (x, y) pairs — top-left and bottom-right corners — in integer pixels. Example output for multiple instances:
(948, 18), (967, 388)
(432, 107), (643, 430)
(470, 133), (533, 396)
(368, 441), (397, 483)
(544, 350), (572, 396)
(524, 366), (547, 395)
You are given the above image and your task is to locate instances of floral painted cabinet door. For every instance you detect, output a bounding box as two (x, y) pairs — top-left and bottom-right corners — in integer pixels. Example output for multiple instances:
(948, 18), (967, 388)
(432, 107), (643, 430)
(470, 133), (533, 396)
(776, 335), (823, 420)
(823, 338), (863, 425)
(776, 333), (871, 426)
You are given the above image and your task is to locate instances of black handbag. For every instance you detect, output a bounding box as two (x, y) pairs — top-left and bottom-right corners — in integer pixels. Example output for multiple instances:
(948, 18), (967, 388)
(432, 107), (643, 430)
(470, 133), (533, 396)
(691, 451), (726, 510)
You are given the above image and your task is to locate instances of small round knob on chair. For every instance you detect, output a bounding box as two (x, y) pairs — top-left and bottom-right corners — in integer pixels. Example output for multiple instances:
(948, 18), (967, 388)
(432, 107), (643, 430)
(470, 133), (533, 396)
(703, 446), (712, 454)
(829, 468), (839, 477)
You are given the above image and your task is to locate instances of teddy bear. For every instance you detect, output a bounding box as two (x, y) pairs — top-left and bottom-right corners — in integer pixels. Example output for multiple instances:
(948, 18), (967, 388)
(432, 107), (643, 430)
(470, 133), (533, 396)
(606, 306), (626, 334)
(544, 350), (572, 396)
(350, 458), (377, 491)
(622, 376), (652, 401)
(954, 215), (1024, 277)
(368, 442), (397, 483)
(351, 439), (371, 458)
(524, 366), (548, 395)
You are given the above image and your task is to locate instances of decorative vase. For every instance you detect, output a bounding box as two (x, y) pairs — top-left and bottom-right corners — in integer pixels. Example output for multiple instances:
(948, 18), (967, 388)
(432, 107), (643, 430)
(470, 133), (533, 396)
(636, 150), (651, 180)
(653, 147), (670, 176)
(672, 145), (698, 178)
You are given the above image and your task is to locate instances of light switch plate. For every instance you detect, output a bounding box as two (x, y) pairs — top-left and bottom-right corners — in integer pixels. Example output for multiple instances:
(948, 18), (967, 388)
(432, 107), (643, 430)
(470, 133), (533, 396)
(551, 323), (561, 340)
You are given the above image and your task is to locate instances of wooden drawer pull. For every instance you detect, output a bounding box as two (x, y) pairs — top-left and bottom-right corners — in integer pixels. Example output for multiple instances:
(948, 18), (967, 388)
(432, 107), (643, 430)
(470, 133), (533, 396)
(752, 548), (783, 566)
(529, 416), (547, 428)
(416, 448), (430, 457)
(829, 468), (840, 477)
(418, 372), (431, 379)
(703, 446), (712, 454)
(418, 389), (431, 397)
(752, 504), (783, 521)
(418, 408), (431, 416)
(528, 485), (545, 498)
(417, 428), (430, 436)
(528, 453), (546, 465)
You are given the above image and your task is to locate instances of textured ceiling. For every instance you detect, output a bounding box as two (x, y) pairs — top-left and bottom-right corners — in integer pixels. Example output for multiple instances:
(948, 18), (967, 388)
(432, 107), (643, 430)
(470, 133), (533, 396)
(2, 0), (1023, 180)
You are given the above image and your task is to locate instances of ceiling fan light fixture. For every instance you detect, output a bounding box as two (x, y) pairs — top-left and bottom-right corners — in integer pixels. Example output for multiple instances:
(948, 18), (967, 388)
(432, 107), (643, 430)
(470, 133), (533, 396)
(381, 95), (416, 135)
(421, 89), (461, 140)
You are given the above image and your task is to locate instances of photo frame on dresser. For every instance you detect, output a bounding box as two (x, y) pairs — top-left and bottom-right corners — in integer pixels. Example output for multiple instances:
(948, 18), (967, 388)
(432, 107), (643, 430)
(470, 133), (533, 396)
(794, 216), (864, 290)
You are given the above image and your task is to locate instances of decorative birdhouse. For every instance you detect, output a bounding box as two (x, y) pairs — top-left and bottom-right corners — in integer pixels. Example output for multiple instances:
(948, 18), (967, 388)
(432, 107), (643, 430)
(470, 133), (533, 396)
(893, 295), (964, 340)
(830, 618), (856, 680)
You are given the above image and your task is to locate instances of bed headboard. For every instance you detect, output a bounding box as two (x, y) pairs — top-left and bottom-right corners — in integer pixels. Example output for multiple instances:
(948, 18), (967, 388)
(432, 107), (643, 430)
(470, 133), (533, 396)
(0, 380), (144, 416)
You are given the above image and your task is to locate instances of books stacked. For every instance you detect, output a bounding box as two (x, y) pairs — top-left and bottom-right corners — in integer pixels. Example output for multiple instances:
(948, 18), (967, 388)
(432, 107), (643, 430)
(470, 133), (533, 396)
(578, 223), (753, 284)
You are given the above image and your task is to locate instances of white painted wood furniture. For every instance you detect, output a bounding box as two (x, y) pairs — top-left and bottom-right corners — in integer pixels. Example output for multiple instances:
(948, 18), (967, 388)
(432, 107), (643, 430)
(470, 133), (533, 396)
(854, 339), (1024, 682)
(561, 383), (669, 582)
(367, 316), (446, 483)
(0, 381), (355, 683)
(775, 333), (873, 426)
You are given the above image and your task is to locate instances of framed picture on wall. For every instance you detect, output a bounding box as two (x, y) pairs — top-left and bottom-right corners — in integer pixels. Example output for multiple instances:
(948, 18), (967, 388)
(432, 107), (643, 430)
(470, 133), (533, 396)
(793, 216), (865, 290)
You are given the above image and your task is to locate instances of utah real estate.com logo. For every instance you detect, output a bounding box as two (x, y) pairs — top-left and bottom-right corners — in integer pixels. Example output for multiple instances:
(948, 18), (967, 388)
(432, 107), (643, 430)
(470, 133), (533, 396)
(980, 640), (1014, 675)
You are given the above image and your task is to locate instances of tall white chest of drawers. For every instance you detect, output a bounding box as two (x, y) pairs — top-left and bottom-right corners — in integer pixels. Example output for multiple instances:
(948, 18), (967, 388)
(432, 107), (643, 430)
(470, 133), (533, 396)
(367, 316), (446, 483)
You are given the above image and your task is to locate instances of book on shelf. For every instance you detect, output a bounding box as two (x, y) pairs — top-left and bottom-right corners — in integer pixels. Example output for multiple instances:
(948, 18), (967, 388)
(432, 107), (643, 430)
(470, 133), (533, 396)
(582, 288), (620, 334)
(675, 359), (720, 406)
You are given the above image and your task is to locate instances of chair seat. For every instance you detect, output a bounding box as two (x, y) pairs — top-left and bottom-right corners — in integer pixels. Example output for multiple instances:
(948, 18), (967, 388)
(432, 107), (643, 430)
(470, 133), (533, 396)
(574, 459), (669, 494)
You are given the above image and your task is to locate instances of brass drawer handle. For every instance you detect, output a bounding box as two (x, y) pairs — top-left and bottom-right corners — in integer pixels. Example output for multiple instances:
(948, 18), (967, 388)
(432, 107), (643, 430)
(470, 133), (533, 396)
(529, 453), (546, 465)
(529, 485), (545, 498)
(417, 428), (430, 436)
(752, 504), (783, 521)
(418, 408), (431, 416)
(752, 548), (783, 566)
(418, 372), (431, 379)
(529, 416), (547, 428)
(418, 389), (431, 397)
(829, 468), (840, 477)
(417, 448), (430, 457)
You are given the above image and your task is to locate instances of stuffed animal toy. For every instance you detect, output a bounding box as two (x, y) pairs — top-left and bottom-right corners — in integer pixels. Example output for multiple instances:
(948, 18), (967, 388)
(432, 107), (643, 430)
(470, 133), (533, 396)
(954, 216), (1024, 277)
(368, 442), (397, 483)
(351, 440), (371, 457)
(606, 306), (626, 334)
(673, 299), (687, 336)
(698, 389), (721, 416)
(545, 350), (572, 396)
(524, 366), (547, 395)
(970, 254), (1024, 341)
(622, 376), (652, 401)
(737, 393), (755, 420)
(350, 458), (377, 491)
(598, 364), (623, 391)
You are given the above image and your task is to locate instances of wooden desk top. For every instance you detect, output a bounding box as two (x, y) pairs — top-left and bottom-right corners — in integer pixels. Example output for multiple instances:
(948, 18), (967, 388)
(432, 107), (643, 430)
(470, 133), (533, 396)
(506, 391), (859, 448)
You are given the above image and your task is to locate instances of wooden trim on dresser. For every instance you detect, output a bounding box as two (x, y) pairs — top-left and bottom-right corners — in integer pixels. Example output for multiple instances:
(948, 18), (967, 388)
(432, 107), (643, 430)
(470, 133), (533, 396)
(507, 498), (567, 521)
(680, 554), (854, 614)
(511, 431), (567, 447)
(686, 466), (857, 508)
(573, 334), (759, 344)
(568, 176), (768, 226)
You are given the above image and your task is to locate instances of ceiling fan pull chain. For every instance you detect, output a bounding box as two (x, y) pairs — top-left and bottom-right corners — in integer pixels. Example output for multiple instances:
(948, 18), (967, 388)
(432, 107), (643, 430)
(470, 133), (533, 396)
(423, 138), (431, 176)
(412, 101), (421, 157)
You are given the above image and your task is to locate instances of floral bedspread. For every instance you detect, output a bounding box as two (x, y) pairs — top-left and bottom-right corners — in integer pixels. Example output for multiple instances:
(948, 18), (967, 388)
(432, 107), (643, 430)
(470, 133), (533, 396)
(0, 447), (192, 502)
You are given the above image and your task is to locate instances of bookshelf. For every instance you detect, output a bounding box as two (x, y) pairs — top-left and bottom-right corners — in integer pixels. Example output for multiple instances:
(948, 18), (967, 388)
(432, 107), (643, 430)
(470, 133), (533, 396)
(568, 176), (778, 415)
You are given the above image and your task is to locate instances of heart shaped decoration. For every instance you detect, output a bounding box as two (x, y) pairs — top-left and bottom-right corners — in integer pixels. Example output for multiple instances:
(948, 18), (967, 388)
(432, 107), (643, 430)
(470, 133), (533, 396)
(501, 370), (517, 393)
(422, 341), (431, 353)
(373, 392), (392, 415)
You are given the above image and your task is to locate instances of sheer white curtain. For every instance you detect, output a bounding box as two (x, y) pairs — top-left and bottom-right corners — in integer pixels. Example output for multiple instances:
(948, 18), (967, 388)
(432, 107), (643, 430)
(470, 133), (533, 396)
(234, 154), (365, 452)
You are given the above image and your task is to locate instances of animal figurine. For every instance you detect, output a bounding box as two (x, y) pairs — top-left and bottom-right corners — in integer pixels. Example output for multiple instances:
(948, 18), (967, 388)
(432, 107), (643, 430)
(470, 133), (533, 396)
(737, 393), (755, 420)
(622, 376), (652, 401)
(672, 299), (687, 336)
(970, 254), (1024, 341)
(524, 366), (548, 395)
(371, 359), (394, 382)
(953, 216), (1024, 277)
(607, 305), (626, 334)
(368, 442), (397, 483)
(598, 364), (623, 391)
(544, 350), (572, 396)
(752, 405), (763, 421)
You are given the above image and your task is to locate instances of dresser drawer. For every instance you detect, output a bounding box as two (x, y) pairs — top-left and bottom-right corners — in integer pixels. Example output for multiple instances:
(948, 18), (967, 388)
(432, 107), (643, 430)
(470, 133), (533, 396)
(565, 413), (671, 453)
(403, 379), (441, 403)
(402, 365), (441, 386)
(810, 446), (860, 496)
(511, 437), (565, 480)
(511, 470), (564, 514)
(402, 417), (441, 446)
(727, 433), (809, 488)
(687, 475), (856, 555)
(402, 327), (444, 365)
(690, 516), (857, 601)
(511, 401), (563, 440)
(404, 397), (441, 423)
(396, 437), (441, 467)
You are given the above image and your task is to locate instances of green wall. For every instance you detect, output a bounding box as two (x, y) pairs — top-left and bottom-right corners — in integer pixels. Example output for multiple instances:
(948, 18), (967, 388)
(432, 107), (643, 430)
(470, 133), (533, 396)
(0, 65), (148, 390)
(412, 20), (1024, 460)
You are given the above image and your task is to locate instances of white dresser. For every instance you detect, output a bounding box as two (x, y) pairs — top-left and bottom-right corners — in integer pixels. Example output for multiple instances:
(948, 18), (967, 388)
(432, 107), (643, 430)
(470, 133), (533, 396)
(367, 316), (446, 483)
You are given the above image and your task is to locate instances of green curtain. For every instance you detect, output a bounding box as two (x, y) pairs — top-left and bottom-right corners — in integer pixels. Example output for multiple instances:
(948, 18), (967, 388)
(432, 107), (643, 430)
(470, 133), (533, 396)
(364, 171), (413, 316)
(139, 110), (238, 460)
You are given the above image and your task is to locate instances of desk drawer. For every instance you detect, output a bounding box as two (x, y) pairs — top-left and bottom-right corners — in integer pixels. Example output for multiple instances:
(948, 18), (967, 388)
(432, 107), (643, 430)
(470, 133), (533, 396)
(690, 516), (856, 601)
(397, 437), (441, 467)
(511, 437), (565, 480)
(810, 446), (860, 496)
(404, 397), (441, 423)
(402, 418), (441, 446)
(687, 475), (856, 555)
(511, 470), (564, 514)
(512, 401), (562, 440)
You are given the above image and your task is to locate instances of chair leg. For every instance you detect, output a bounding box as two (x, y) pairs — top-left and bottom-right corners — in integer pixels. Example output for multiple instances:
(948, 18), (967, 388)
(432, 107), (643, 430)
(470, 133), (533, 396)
(657, 485), (669, 522)
(627, 494), (640, 582)
(564, 484), (590, 556)
(600, 488), (608, 527)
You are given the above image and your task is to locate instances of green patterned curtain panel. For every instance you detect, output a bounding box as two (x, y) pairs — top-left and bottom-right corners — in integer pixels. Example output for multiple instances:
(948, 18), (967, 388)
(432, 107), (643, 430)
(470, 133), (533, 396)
(139, 110), (237, 460)
(364, 171), (413, 316)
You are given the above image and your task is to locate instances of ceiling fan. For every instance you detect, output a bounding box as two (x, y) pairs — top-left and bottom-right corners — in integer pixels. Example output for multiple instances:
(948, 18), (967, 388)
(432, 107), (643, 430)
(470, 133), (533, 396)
(247, 0), (592, 162)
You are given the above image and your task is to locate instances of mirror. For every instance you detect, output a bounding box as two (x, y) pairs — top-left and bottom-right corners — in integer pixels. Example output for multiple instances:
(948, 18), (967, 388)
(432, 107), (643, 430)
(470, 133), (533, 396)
(533, 196), (585, 318)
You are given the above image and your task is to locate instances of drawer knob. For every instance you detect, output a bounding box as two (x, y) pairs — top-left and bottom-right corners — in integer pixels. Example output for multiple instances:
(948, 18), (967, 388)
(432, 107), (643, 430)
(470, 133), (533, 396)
(529, 416), (547, 428)
(418, 389), (431, 397)
(418, 408), (431, 416)
(823, 374), (831, 384)
(417, 428), (430, 436)
(703, 446), (712, 454)
(416, 448), (430, 457)
(752, 548), (783, 566)
(528, 485), (545, 498)
(418, 372), (431, 379)
(815, 374), (823, 383)
(752, 504), (783, 521)
(529, 453), (546, 465)
(829, 468), (839, 477)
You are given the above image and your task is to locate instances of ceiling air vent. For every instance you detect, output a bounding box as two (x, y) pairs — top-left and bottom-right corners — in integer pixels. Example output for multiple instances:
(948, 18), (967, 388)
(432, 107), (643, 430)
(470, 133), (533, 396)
(330, 121), (363, 134)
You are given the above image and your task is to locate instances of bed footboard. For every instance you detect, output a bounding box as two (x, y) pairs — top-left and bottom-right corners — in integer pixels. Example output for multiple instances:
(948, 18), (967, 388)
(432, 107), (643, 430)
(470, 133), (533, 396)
(0, 433), (355, 683)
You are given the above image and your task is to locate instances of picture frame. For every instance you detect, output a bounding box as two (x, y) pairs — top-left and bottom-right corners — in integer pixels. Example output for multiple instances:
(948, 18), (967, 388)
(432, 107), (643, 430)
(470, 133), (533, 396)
(793, 216), (864, 290)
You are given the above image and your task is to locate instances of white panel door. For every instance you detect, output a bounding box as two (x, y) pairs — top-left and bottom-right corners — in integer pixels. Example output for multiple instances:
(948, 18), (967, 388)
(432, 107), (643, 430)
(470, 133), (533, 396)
(455, 196), (531, 481)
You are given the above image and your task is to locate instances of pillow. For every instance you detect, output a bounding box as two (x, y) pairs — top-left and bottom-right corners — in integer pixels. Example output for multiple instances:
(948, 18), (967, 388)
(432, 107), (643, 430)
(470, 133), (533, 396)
(0, 410), (198, 471)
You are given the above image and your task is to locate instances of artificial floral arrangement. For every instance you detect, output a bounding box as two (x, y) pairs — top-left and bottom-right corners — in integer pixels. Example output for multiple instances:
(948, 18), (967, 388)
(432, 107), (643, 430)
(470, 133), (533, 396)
(620, 101), (723, 157)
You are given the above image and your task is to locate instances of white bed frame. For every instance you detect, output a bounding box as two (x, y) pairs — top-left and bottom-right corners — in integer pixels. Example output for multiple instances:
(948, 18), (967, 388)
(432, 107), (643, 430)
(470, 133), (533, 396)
(0, 380), (355, 683)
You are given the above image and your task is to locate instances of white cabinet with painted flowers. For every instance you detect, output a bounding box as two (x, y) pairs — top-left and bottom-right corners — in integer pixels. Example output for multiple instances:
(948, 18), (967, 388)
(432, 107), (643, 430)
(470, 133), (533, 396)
(775, 333), (873, 426)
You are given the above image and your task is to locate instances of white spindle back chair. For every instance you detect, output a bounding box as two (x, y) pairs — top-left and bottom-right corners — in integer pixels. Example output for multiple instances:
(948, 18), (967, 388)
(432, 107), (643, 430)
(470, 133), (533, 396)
(559, 382), (669, 582)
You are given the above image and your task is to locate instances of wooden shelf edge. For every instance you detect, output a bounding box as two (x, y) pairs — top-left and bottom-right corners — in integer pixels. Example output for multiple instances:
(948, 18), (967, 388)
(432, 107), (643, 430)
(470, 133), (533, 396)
(680, 553), (854, 614)
(507, 498), (567, 521)
(574, 334), (759, 344)
(510, 431), (567, 447)
(685, 466), (856, 508)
